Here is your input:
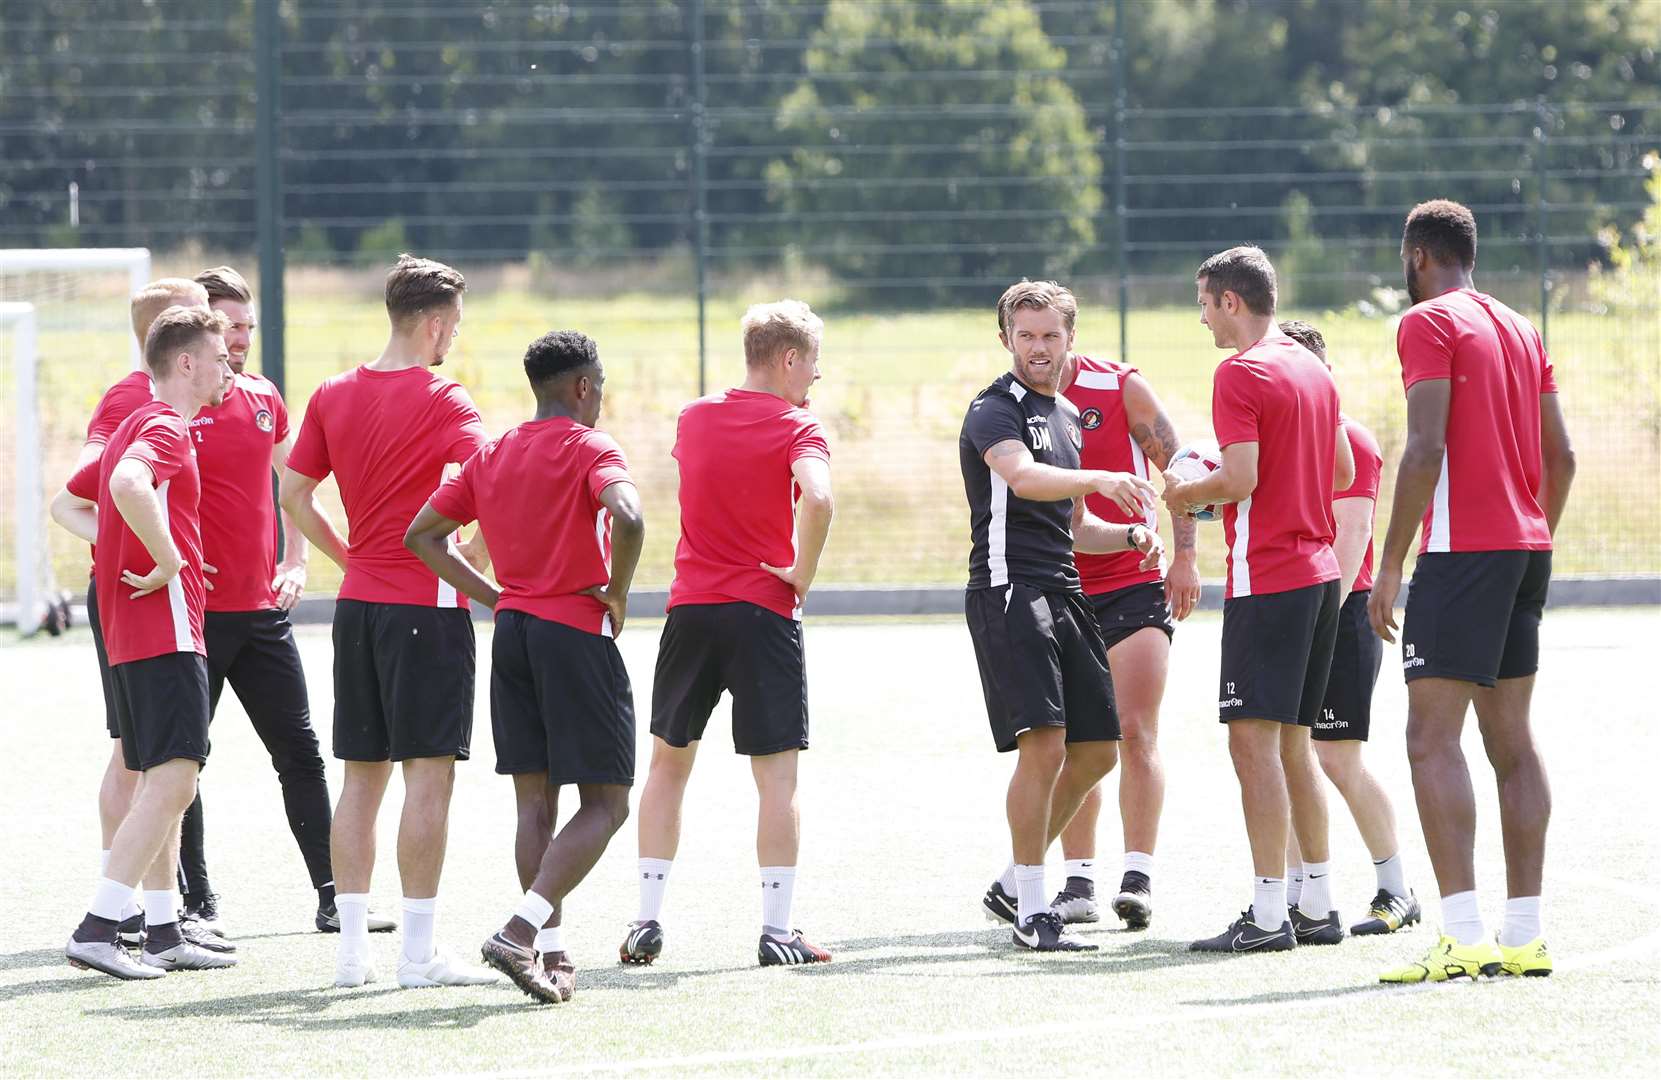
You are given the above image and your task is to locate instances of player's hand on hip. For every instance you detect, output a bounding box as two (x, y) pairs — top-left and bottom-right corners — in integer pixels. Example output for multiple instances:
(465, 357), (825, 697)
(582, 585), (628, 636)
(200, 562), (218, 590)
(122, 559), (181, 600)
(1093, 472), (1156, 518)
(1368, 567), (1401, 643)
(1167, 555), (1201, 621)
(760, 562), (812, 603)
(272, 560), (306, 611)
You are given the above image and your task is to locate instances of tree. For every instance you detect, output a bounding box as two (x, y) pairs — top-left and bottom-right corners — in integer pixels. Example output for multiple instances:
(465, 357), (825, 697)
(766, 0), (1102, 302)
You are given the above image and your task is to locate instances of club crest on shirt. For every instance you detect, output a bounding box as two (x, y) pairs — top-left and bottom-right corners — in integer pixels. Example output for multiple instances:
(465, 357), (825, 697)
(254, 408), (274, 433)
(1066, 422), (1081, 449)
(1081, 407), (1102, 431)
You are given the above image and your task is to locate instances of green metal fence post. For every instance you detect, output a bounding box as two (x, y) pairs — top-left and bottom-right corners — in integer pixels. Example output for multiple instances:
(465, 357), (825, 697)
(689, 0), (710, 397)
(1113, 0), (1128, 364)
(255, 0), (285, 395)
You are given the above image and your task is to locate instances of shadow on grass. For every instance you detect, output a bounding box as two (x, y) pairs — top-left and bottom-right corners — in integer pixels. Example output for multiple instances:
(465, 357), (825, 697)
(83, 984), (533, 1030)
(1179, 983), (1400, 1008)
(0, 973), (130, 1003)
(0, 947), (80, 974)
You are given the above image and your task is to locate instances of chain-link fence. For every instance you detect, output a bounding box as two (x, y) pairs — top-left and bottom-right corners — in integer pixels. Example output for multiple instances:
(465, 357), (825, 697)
(4, 1), (1657, 600)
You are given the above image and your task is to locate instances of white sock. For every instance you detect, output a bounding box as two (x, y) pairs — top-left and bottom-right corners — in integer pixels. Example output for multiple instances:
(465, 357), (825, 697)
(1299, 860), (1333, 917)
(401, 896), (437, 965)
(1252, 876), (1288, 931)
(1063, 858), (1096, 884)
(143, 889), (179, 928)
(336, 892), (370, 958)
(1285, 863), (1304, 906)
(1014, 864), (1046, 926)
(1373, 852), (1408, 898)
(89, 876), (132, 922)
(1441, 889), (1486, 947)
(1123, 851), (1154, 878)
(513, 889), (554, 931)
(637, 858), (672, 923)
(1499, 896), (1542, 947)
(761, 866), (797, 937)
(998, 862), (1016, 895)
(534, 926), (564, 954)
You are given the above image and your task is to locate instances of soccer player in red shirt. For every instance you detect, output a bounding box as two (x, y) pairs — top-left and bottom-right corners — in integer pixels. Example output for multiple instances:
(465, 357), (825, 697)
(72, 278), (213, 948)
(1163, 247), (1355, 953)
(1279, 320), (1419, 937)
(619, 300), (836, 968)
(170, 266), (349, 938)
(52, 306), (237, 979)
(406, 330), (644, 1005)
(1371, 201), (1575, 983)
(1045, 348), (1200, 931)
(279, 255), (495, 990)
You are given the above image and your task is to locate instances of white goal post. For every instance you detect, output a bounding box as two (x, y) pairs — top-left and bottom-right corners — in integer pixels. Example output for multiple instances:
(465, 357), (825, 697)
(1, 248), (151, 632)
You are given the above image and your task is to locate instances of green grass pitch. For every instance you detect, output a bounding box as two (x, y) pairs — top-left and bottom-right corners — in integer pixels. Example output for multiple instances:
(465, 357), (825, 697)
(3, 609), (1658, 1075)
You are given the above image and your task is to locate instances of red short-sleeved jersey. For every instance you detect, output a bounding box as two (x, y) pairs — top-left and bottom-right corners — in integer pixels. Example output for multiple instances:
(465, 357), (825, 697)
(193, 372), (290, 612)
(67, 401), (206, 665)
(428, 416), (633, 637)
(1061, 355), (1162, 597)
(667, 389), (830, 620)
(1396, 288), (1556, 554)
(1335, 414), (1382, 593)
(286, 365), (487, 607)
(85, 369), (155, 445)
(1211, 335), (1341, 599)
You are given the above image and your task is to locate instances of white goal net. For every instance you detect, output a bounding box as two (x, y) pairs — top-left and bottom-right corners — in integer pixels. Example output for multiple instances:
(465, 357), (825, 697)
(1, 248), (151, 632)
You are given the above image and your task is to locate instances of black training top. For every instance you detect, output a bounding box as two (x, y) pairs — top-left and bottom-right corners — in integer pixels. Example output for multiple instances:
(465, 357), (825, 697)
(959, 371), (1084, 593)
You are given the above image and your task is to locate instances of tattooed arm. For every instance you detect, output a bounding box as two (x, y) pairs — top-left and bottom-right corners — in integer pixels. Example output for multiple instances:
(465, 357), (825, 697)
(1123, 372), (1201, 620)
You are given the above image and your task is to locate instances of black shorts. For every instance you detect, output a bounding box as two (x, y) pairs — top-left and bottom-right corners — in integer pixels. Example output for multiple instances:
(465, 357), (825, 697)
(86, 581), (119, 739)
(1219, 579), (1341, 726)
(492, 609), (635, 785)
(1402, 550), (1551, 687)
(204, 608), (310, 723)
(1087, 579), (1176, 652)
(112, 651), (210, 772)
(1313, 589), (1383, 742)
(332, 599), (475, 763)
(650, 602), (808, 756)
(965, 583), (1120, 754)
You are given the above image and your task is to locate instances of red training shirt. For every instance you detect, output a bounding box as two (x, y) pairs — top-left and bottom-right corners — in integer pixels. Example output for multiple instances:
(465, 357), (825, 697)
(1335, 414), (1382, 594)
(667, 388), (830, 620)
(1211, 334), (1341, 599)
(85, 369), (155, 446)
(1062, 354), (1162, 597)
(286, 365), (487, 607)
(1396, 288), (1556, 554)
(428, 416), (633, 637)
(193, 372), (290, 612)
(67, 401), (207, 664)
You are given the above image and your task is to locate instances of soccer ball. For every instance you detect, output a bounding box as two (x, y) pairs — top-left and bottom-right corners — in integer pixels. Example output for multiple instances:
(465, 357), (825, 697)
(1167, 441), (1223, 522)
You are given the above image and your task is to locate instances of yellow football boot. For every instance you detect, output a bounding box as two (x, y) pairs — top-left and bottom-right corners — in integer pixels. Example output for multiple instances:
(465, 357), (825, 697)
(1379, 934), (1502, 983)
(1497, 936), (1552, 977)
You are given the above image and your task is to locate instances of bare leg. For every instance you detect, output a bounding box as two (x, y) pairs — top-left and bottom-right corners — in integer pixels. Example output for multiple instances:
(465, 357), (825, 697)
(1057, 784), (1102, 864)
(504, 784), (631, 950)
(330, 760), (393, 894)
(1315, 740), (1400, 861)
(1047, 741), (1118, 847)
(105, 759), (199, 886)
(397, 757), (456, 898)
(1405, 677), (1480, 897)
(1228, 720), (1290, 878)
(1473, 676), (1550, 898)
(98, 742), (140, 848)
(1109, 629), (1169, 857)
(1007, 727), (1067, 866)
(751, 750), (800, 868)
(1281, 724), (1330, 865)
(511, 774), (559, 925)
(637, 737), (698, 861)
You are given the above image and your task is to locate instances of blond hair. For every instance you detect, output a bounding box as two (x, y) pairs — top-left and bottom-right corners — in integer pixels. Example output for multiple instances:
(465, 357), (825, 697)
(130, 278), (209, 345)
(741, 299), (823, 369)
(143, 306), (230, 377)
(997, 280), (1077, 335)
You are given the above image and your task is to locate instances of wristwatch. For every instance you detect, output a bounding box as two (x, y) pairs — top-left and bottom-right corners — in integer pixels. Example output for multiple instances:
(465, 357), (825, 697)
(1126, 524), (1147, 550)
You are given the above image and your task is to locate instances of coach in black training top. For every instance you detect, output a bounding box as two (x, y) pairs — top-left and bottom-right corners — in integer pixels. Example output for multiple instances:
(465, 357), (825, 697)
(959, 280), (1162, 954)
